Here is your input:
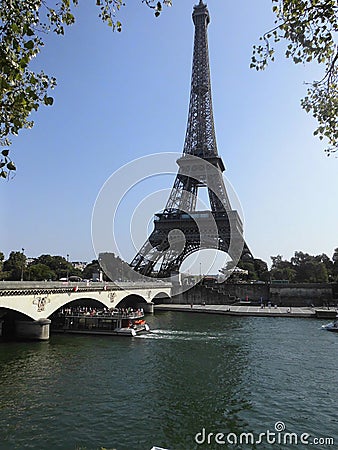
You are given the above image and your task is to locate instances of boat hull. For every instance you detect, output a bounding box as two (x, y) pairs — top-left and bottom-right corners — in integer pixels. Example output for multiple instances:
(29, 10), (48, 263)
(51, 310), (150, 337)
(321, 322), (338, 332)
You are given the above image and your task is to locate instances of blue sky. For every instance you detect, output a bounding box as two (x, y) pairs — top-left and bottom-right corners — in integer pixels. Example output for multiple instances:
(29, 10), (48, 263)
(2, 0), (337, 270)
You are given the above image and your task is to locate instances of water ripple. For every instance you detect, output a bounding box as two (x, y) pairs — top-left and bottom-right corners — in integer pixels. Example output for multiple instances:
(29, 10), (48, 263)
(0, 313), (337, 449)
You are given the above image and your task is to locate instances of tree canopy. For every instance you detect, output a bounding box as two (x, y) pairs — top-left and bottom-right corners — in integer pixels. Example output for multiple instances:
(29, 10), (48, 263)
(0, 248), (337, 282)
(270, 250), (338, 283)
(0, 0), (336, 179)
(2, 251), (26, 280)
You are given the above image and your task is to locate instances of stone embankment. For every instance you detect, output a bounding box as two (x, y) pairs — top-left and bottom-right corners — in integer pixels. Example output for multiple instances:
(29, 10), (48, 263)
(155, 304), (338, 319)
(171, 282), (337, 307)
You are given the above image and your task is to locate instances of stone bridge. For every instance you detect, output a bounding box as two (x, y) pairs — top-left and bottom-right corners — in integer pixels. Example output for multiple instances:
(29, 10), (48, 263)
(0, 281), (172, 340)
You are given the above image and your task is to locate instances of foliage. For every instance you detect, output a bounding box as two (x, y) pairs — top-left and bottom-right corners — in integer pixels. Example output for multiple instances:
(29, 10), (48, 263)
(290, 251), (329, 282)
(0, 0), (172, 178)
(2, 251), (26, 280)
(332, 247), (338, 280)
(28, 263), (57, 281)
(82, 259), (101, 280)
(142, 0), (172, 17)
(1, 248), (337, 282)
(270, 250), (337, 282)
(29, 254), (78, 279)
(251, 0), (338, 155)
(229, 251), (338, 284)
(0, 251), (4, 277)
(253, 258), (270, 281)
(230, 258), (269, 282)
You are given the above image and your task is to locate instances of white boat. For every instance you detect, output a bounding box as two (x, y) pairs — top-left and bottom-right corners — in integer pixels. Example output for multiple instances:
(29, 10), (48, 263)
(115, 323), (150, 336)
(321, 320), (338, 332)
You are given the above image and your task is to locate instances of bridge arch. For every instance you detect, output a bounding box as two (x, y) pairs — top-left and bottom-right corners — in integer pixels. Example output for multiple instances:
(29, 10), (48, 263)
(49, 297), (108, 316)
(0, 308), (37, 340)
(116, 294), (147, 309)
(47, 294), (109, 318)
(152, 291), (171, 305)
(0, 305), (36, 321)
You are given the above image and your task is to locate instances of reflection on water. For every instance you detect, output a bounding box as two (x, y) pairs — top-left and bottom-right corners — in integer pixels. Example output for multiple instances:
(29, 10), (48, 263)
(0, 312), (337, 450)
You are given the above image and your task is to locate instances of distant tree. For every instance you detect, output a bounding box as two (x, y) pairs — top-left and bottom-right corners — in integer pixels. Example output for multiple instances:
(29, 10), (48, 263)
(83, 260), (101, 280)
(0, 251), (5, 279)
(253, 258), (269, 281)
(270, 254), (296, 282)
(291, 251), (329, 282)
(332, 247), (338, 281)
(2, 250), (26, 280)
(237, 261), (257, 280)
(30, 254), (76, 279)
(28, 263), (56, 281)
(315, 253), (333, 279)
(333, 248), (338, 262)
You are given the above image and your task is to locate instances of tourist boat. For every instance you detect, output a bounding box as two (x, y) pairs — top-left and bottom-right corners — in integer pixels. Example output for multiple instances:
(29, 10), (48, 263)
(52, 308), (150, 336)
(321, 319), (338, 333)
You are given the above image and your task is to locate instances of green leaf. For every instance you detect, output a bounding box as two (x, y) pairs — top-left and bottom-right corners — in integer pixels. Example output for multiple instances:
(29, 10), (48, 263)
(44, 96), (54, 106)
(24, 40), (34, 50)
(6, 162), (16, 171)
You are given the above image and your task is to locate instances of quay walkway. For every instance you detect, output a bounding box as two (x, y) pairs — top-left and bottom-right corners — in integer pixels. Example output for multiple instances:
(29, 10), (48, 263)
(154, 304), (337, 319)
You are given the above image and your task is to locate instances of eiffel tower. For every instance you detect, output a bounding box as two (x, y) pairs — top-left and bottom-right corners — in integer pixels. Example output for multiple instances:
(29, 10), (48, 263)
(130, 0), (252, 278)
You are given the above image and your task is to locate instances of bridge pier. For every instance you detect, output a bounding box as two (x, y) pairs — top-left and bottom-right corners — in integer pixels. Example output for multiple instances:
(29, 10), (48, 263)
(142, 302), (154, 314)
(15, 319), (51, 341)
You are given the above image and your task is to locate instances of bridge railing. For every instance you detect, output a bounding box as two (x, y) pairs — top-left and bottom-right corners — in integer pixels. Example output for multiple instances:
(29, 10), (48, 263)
(59, 312), (145, 320)
(0, 280), (172, 293)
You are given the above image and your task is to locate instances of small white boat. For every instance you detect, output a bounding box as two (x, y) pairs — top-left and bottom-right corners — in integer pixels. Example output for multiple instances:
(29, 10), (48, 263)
(115, 323), (150, 336)
(321, 320), (338, 332)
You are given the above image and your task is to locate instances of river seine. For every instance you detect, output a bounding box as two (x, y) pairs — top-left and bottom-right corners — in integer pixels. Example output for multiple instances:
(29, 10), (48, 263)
(0, 312), (337, 450)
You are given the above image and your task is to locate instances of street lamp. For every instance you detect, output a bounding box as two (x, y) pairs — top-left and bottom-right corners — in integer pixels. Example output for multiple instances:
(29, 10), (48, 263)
(21, 248), (25, 281)
(66, 254), (69, 281)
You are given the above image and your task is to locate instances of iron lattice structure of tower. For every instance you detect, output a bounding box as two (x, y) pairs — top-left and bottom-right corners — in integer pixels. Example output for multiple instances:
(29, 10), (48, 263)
(130, 0), (252, 277)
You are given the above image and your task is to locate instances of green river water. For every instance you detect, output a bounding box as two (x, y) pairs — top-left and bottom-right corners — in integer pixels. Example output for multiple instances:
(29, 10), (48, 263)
(0, 312), (337, 450)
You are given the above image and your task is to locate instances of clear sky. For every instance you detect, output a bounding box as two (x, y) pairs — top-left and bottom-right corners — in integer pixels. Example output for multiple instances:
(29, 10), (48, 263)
(2, 0), (337, 271)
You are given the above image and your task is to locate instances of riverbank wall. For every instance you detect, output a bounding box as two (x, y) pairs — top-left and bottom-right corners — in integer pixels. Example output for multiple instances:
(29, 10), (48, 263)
(170, 283), (336, 307)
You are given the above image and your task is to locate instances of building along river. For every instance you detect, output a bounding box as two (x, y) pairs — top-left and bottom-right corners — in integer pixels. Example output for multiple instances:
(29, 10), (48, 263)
(0, 311), (337, 450)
